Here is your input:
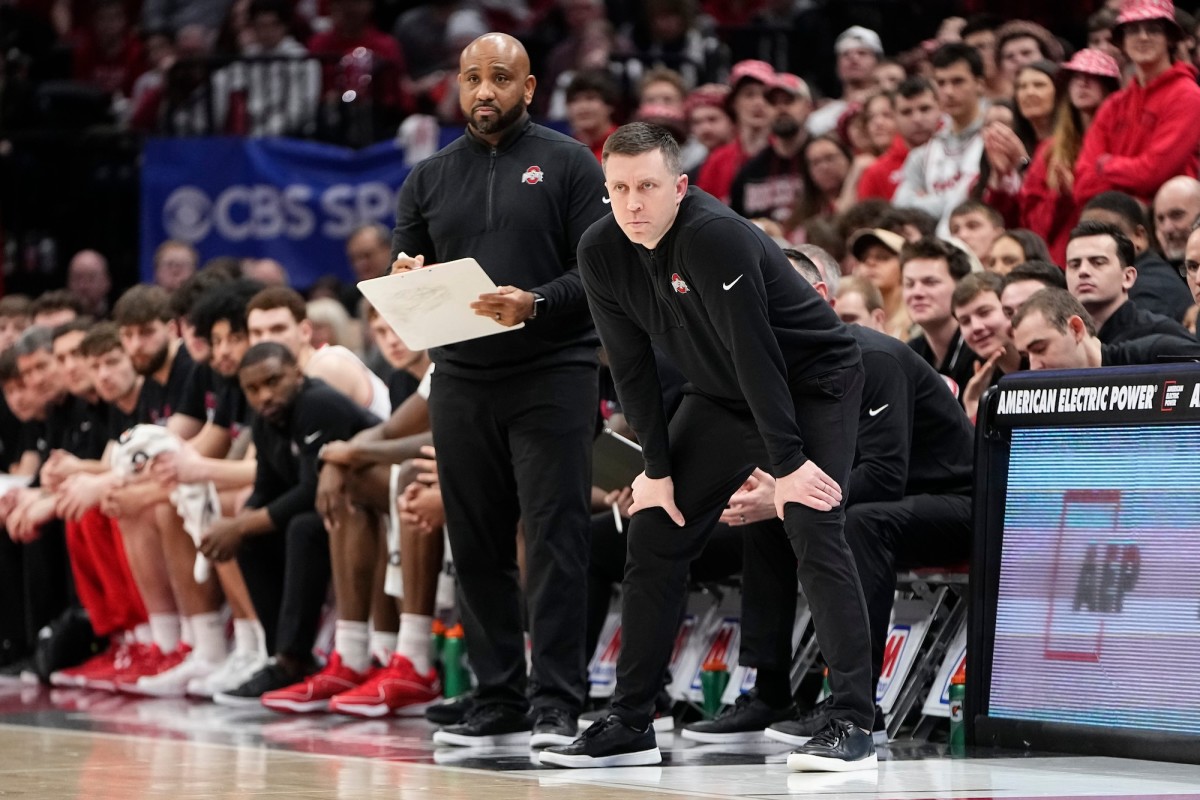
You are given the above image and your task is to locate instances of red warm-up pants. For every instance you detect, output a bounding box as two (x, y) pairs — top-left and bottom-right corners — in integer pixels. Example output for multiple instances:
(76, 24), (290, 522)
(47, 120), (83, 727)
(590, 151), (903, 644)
(64, 509), (147, 637)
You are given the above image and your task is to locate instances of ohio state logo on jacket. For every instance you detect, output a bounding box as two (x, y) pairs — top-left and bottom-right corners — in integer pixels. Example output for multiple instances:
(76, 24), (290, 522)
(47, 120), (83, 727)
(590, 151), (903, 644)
(671, 272), (690, 293)
(521, 165), (544, 184)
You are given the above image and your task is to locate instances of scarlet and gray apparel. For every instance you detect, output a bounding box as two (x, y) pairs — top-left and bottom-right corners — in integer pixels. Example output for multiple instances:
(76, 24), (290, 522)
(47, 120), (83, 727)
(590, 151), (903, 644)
(857, 136), (909, 201)
(893, 111), (986, 238)
(240, 378), (379, 658)
(1097, 299), (1194, 347)
(728, 146), (805, 225)
(392, 114), (607, 716)
(579, 187), (874, 730)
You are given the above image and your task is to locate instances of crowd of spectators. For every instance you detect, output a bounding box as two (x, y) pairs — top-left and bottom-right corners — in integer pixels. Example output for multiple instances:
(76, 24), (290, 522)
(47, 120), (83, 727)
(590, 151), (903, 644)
(3, 0), (1200, 751)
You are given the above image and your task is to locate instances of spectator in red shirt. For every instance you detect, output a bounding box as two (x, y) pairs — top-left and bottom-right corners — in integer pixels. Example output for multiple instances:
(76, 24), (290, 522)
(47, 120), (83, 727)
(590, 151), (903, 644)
(564, 69), (619, 162)
(858, 77), (940, 202)
(307, 0), (408, 113)
(1075, 0), (1200, 206)
(694, 59), (774, 203)
(71, 0), (145, 98)
(682, 83), (733, 174)
(983, 50), (1122, 266)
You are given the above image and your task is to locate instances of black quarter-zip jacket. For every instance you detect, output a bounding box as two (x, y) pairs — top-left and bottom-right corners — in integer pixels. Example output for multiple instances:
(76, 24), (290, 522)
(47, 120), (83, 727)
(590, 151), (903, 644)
(579, 187), (861, 480)
(391, 116), (608, 379)
(850, 326), (973, 504)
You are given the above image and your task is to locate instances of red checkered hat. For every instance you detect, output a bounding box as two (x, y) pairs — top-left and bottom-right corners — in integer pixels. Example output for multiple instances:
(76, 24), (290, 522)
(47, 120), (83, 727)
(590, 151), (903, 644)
(1061, 48), (1123, 81)
(729, 59), (775, 89)
(1114, 0), (1183, 38)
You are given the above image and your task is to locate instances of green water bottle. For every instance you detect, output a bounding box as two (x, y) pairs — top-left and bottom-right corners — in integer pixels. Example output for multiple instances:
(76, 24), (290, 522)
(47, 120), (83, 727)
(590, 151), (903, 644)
(443, 624), (468, 698)
(700, 660), (730, 719)
(948, 663), (966, 756)
(431, 619), (447, 684)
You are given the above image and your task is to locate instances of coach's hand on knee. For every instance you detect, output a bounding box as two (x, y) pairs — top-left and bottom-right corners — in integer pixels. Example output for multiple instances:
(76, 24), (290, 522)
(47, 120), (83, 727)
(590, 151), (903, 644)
(774, 461), (842, 516)
(628, 472), (686, 527)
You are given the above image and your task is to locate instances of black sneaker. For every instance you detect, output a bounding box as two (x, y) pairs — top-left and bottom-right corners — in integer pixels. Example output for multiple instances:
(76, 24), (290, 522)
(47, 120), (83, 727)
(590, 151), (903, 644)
(539, 714), (662, 768)
(530, 706), (578, 748)
(214, 661), (300, 708)
(425, 691), (476, 726)
(769, 700), (890, 746)
(786, 718), (878, 772)
(579, 690), (675, 733)
(0, 656), (38, 686)
(766, 698), (831, 746)
(432, 703), (533, 747)
(682, 691), (797, 743)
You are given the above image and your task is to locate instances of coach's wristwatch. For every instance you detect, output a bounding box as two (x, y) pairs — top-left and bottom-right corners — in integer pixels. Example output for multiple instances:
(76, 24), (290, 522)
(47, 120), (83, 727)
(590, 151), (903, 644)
(529, 292), (545, 319)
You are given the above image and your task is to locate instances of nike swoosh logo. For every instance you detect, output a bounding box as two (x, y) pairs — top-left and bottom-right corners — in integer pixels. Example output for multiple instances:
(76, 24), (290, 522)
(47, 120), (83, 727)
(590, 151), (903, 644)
(602, 196), (611, 204)
(869, 405), (889, 417)
(722, 275), (744, 291)
(304, 431), (322, 445)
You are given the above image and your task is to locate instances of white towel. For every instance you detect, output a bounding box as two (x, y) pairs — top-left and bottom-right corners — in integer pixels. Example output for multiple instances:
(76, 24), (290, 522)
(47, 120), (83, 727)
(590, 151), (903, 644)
(111, 424), (220, 583)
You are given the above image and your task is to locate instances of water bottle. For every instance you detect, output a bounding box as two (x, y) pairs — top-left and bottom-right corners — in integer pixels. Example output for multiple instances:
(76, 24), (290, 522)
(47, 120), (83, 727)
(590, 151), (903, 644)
(948, 662), (966, 755)
(699, 659), (729, 720)
(443, 624), (468, 698)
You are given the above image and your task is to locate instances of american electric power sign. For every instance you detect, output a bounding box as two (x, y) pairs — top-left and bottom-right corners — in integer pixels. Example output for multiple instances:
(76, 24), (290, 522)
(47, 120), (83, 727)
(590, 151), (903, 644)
(987, 365), (1200, 736)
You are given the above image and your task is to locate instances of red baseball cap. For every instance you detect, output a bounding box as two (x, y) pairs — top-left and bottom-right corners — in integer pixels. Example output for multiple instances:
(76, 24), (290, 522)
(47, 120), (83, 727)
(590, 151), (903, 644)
(729, 59), (775, 90)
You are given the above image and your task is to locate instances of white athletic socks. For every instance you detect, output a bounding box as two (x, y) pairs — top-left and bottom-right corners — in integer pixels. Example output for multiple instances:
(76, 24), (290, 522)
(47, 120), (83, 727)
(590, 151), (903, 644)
(148, 614), (181, 654)
(190, 613), (228, 664)
(370, 630), (398, 666)
(233, 618), (267, 658)
(397, 614), (434, 675)
(334, 620), (371, 674)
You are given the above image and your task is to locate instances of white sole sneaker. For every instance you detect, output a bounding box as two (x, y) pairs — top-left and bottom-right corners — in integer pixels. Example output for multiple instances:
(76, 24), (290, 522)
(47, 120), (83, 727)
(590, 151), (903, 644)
(332, 699), (436, 719)
(261, 698), (330, 714)
(530, 731), (577, 748)
(538, 746), (662, 768)
(787, 751), (878, 772)
(190, 656), (269, 699)
(121, 656), (223, 699)
(432, 729), (531, 747)
(579, 715), (674, 733)
(213, 692), (271, 708)
(681, 728), (771, 744)
(765, 727), (810, 747)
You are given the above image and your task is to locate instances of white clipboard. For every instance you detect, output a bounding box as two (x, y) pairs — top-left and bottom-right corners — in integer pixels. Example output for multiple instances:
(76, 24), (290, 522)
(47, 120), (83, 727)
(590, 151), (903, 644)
(357, 257), (524, 350)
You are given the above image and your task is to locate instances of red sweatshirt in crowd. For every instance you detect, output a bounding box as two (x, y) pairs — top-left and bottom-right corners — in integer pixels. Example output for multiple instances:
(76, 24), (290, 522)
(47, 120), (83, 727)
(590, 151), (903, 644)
(695, 138), (752, 204)
(985, 138), (1078, 266)
(1074, 61), (1200, 206)
(857, 136), (909, 201)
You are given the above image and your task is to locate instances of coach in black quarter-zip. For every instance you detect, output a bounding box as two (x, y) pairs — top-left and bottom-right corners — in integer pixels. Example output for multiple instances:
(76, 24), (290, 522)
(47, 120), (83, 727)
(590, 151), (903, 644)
(541, 123), (877, 772)
(390, 33), (608, 749)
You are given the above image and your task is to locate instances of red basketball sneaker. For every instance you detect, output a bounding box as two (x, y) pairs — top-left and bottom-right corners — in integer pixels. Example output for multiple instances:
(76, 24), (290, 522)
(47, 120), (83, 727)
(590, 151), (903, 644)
(261, 652), (367, 713)
(329, 654), (441, 718)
